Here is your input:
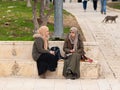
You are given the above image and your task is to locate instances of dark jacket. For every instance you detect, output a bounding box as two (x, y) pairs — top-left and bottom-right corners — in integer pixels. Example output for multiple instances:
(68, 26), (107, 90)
(63, 34), (85, 55)
(32, 35), (49, 61)
(63, 34), (85, 79)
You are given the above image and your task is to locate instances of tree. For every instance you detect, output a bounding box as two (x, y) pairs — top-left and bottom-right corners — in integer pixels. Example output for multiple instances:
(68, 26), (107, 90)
(32, 0), (54, 33)
(32, 0), (39, 33)
(27, 0), (32, 7)
(39, 0), (54, 26)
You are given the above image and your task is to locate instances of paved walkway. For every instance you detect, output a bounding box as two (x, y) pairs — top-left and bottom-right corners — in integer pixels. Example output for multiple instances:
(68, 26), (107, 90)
(0, 1), (120, 90)
(64, 1), (120, 79)
(0, 77), (120, 90)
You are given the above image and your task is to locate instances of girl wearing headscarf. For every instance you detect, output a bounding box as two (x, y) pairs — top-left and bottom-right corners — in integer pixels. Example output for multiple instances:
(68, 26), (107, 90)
(63, 27), (85, 79)
(32, 26), (58, 78)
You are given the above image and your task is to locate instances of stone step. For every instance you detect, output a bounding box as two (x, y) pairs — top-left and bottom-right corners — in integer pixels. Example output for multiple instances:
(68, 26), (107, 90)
(0, 60), (37, 78)
(0, 59), (100, 79)
(0, 41), (101, 79)
(0, 41), (99, 60)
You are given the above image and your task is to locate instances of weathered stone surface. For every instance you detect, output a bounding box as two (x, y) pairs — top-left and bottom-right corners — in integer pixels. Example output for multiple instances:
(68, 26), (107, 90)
(0, 60), (100, 79)
(0, 41), (100, 79)
(0, 60), (38, 77)
(0, 41), (33, 60)
(80, 61), (100, 79)
(46, 61), (100, 79)
(0, 41), (99, 60)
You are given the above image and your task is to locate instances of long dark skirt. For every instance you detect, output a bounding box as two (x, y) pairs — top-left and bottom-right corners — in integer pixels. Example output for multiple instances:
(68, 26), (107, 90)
(63, 53), (81, 79)
(37, 53), (58, 75)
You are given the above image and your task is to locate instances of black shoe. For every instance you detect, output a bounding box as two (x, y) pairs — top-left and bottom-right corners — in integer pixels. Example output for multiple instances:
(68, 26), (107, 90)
(66, 74), (72, 79)
(66, 69), (72, 75)
(70, 73), (77, 80)
(66, 74), (77, 80)
(71, 77), (76, 80)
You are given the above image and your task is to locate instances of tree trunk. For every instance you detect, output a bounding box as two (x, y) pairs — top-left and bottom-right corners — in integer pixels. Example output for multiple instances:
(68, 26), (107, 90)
(27, 0), (32, 7)
(39, 0), (48, 26)
(54, 0), (63, 38)
(39, 0), (53, 26)
(32, 0), (39, 33)
(46, 0), (50, 9)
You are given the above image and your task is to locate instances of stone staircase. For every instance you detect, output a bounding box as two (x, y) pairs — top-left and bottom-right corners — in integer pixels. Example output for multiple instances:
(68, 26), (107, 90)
(0, 41), (101, 79)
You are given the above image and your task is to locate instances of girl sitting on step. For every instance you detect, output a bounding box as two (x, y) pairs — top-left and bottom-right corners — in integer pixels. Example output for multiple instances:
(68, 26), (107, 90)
(32, 26), (59, 78)
(63, 27), (86, 80)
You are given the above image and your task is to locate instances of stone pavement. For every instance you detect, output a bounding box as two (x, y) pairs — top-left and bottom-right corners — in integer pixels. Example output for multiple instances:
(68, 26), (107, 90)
(0, 77), (120, 90)
(0, 1), (120, 90)
(63, 1), (120, 79)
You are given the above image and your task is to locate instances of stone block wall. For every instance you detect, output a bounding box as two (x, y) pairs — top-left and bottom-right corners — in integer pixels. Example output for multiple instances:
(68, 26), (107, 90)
(0, 41), (101, 79)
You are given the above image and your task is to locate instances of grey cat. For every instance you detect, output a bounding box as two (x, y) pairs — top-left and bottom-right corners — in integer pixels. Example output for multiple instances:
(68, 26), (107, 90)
(102, 15), (118, 23)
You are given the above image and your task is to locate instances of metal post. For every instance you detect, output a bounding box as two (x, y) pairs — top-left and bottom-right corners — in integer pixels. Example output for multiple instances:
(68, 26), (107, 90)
(54, 0), (63, 39)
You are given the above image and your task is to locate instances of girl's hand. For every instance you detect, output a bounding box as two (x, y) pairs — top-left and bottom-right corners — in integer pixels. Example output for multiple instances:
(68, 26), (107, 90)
(50, 51), (55, 55)
(70, 49), (75, 53)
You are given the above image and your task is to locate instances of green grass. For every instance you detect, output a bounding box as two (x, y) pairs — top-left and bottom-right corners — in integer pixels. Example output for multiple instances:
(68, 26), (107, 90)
(107, 2), (120, 9)
(0, 1), (34, 41)
(0, 1), (70, 41)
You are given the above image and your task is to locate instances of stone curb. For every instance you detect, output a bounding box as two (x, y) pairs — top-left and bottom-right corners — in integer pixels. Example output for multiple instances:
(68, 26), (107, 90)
(107, 6), (120, 12)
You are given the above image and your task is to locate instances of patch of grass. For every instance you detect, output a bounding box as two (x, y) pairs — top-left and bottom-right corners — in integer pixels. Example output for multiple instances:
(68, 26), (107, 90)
(107, 2), (120, 9)
(0, 1), (34, 41)
(63, 9), (72, 15)
(0, 1), (70, 41)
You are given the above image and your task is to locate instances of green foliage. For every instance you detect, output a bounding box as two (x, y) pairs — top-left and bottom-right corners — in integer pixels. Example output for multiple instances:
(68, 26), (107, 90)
(107, 2), (120, 9)
(0, 1), (70, 41)
(0, 1), (33, 41)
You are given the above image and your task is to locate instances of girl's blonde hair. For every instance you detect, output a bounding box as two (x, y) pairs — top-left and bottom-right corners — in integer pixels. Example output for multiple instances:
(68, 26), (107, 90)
(37, 26), (49, 37)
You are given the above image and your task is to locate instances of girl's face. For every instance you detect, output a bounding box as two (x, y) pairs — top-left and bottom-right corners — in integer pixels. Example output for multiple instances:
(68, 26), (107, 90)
(45, 29), (50, 38)
(70, 31), (75, 38)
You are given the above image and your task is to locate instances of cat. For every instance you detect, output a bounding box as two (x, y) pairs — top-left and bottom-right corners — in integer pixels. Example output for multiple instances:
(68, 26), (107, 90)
(102, 15), (118, 23)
